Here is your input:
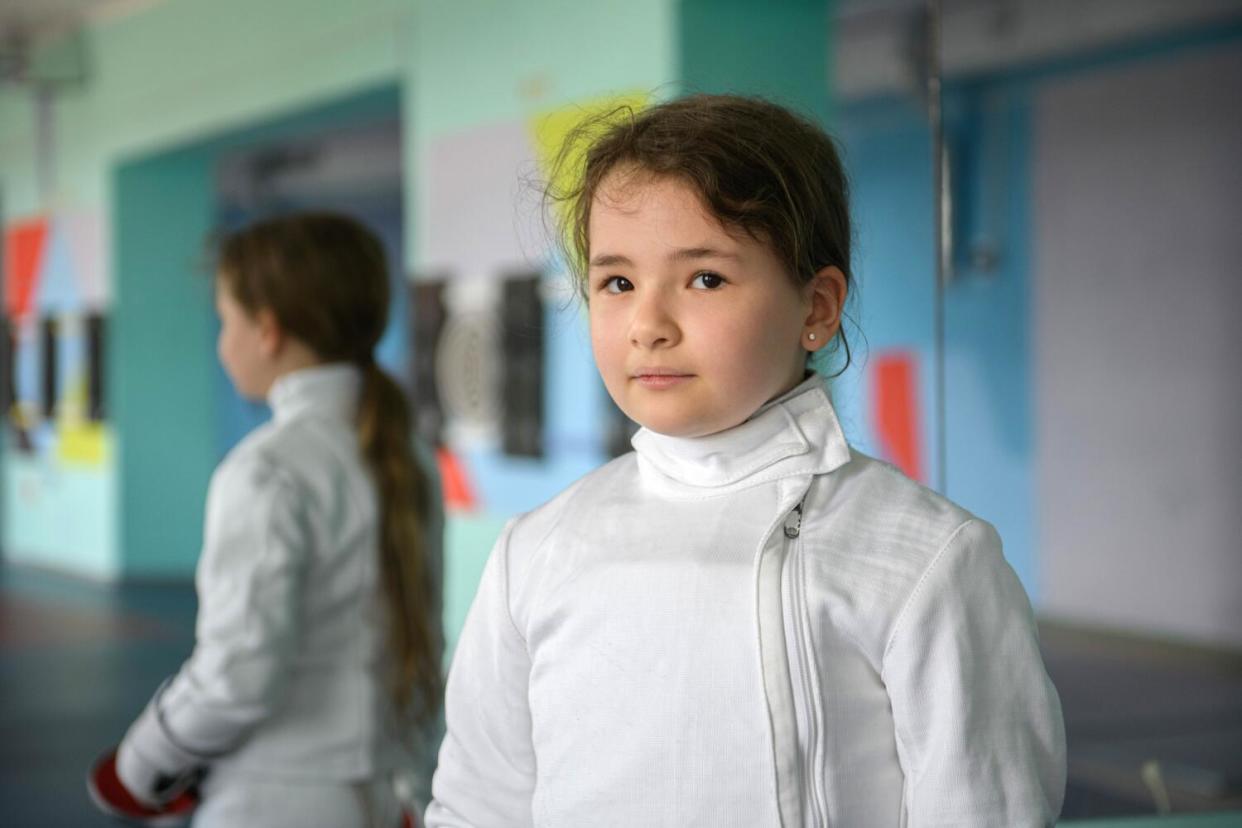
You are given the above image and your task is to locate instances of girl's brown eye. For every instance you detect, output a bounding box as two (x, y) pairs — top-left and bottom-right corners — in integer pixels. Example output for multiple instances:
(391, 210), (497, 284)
(603, 276), (634, 293)
(692, 272), (725, 290)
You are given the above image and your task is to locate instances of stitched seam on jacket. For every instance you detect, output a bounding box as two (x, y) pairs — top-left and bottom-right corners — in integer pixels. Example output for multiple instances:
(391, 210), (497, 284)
(493, 519), (529, 648)
(153, 678), (226, 761)
(877, 517), (975, 794)
(644, 461), (848, 503)
(880, 518), (976, 666)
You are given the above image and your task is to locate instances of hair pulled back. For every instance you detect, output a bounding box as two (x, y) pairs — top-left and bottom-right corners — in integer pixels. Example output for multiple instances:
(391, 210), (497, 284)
(548, 93), (854, 374)
(216, 212), (441, 721)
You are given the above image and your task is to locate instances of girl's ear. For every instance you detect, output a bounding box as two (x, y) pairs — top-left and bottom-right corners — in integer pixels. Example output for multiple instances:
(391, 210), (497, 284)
(255, 308), (284, 360)
(802, 266), (848, 350)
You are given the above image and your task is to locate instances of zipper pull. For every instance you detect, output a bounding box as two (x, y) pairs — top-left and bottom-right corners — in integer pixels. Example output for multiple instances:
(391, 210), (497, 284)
(783, 501), (804, 539)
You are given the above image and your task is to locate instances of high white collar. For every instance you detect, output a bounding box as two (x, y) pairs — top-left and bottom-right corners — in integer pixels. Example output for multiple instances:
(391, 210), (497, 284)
(267, 363), (362, 425)
(631, 373), (851, 496)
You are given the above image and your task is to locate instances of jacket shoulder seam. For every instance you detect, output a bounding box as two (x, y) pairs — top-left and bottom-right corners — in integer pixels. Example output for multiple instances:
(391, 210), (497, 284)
(880, 518), (978, 670)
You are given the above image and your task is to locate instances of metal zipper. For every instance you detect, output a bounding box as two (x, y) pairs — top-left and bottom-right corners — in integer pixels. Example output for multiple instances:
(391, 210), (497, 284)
(782, 496), (830, 827)
(784, 536), (820, 828)
(794, 548), (830, 828)
(758, 493), (812, 828)
(783, 501), (804, 539)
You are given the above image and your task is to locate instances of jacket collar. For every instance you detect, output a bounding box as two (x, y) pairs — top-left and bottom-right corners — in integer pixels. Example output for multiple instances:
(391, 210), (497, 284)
(631, 373), (851, 495)
(268, 363), (362, 425)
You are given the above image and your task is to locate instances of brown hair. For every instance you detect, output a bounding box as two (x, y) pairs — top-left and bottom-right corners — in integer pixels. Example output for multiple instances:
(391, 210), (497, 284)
(216, 212), (441, 721)
(547, 93), (854, 373)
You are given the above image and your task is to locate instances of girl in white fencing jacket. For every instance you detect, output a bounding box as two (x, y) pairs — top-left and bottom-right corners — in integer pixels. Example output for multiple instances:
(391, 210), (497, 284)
(427, 95), (1065, 827)
(114, 213), (443, 827)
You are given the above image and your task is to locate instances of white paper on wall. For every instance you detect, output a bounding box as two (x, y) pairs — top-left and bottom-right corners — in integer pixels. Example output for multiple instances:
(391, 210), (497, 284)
(419, 120), (548, 281)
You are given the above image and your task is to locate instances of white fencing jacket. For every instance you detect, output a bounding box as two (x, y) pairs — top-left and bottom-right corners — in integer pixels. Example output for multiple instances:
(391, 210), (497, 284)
(427, 374), (1065, 828)
(117, 364), (443, 804)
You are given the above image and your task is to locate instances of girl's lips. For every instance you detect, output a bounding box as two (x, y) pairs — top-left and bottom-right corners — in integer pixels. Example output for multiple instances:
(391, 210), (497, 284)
(632, 372), (694, 389)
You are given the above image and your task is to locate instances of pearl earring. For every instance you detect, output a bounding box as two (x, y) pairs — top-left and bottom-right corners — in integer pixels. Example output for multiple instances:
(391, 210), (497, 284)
(807, 332), (817, 342)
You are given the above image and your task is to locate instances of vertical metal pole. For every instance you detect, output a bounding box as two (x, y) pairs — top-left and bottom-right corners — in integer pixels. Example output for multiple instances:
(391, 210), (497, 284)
(926, 0), (948, 495)
(36, 85), (56, 203)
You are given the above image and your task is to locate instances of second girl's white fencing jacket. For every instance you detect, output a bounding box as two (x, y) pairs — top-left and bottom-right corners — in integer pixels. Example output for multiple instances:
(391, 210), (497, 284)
(117, 364), (443, 804)
(427, 374), (1065, 828)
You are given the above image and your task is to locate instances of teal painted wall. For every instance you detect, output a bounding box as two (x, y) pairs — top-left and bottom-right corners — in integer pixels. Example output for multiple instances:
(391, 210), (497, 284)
(113, 86), (403, 578)
(0, 0), (411, 578)
(112, 148), (216, 577)
(680, 0), (833, 124)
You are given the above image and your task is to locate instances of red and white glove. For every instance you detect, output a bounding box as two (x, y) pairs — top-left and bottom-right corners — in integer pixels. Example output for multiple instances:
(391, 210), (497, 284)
(86, 746), (200, 827)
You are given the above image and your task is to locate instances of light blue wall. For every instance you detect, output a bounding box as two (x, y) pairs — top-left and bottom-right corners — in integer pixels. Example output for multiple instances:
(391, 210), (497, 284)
(2, 460), (117, 576)
(680, 0), (833, 123)
(837, 86), (1038, 599)
(835, 24), (1242, 606)
(943, 86), (1036, 598)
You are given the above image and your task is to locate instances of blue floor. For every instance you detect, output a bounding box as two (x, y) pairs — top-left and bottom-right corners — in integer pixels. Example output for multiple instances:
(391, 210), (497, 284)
(1, 565), (198, 827)
(2, 561), (1241, 826)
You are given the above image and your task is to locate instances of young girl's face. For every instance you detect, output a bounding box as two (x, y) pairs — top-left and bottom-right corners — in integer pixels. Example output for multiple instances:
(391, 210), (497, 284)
(587, 173), (812, 438)
(215, 278), (275, 400)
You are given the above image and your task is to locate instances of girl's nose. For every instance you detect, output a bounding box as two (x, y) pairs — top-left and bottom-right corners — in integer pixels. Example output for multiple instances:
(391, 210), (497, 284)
(628, 295), (680, 349)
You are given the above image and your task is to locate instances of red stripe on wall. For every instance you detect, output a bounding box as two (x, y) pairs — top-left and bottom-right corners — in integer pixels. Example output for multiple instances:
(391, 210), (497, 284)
(436, 446), (478, 513)
(872, 351), (925, 483)
(4, 218), (49, 318)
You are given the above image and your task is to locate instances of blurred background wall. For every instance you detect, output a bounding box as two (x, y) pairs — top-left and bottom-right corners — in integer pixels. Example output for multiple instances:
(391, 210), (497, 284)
(831, 0), (1242, 650)
(2, 0), (1240, 657)
(0, 0), (834, 657)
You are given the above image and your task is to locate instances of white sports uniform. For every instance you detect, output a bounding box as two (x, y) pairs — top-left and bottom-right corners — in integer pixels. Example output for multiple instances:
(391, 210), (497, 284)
(118, 364), (442, 828)
(428, 374), (1064, 827)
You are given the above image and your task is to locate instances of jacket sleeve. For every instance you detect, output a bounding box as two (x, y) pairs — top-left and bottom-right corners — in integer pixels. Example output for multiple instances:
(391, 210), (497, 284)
(425, 520), (536, 828)
(117, 452), (309, 805)
(881, 519), (1067, 827)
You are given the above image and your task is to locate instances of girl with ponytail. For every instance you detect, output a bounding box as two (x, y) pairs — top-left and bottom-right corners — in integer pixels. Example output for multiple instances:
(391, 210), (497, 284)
(107, 212), (443, 827)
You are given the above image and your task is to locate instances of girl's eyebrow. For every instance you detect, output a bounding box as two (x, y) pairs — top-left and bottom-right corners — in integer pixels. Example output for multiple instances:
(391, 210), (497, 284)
(590, 253), (632, 268)
(670, 246), (740, 263)
(589, 247), (740, 268)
